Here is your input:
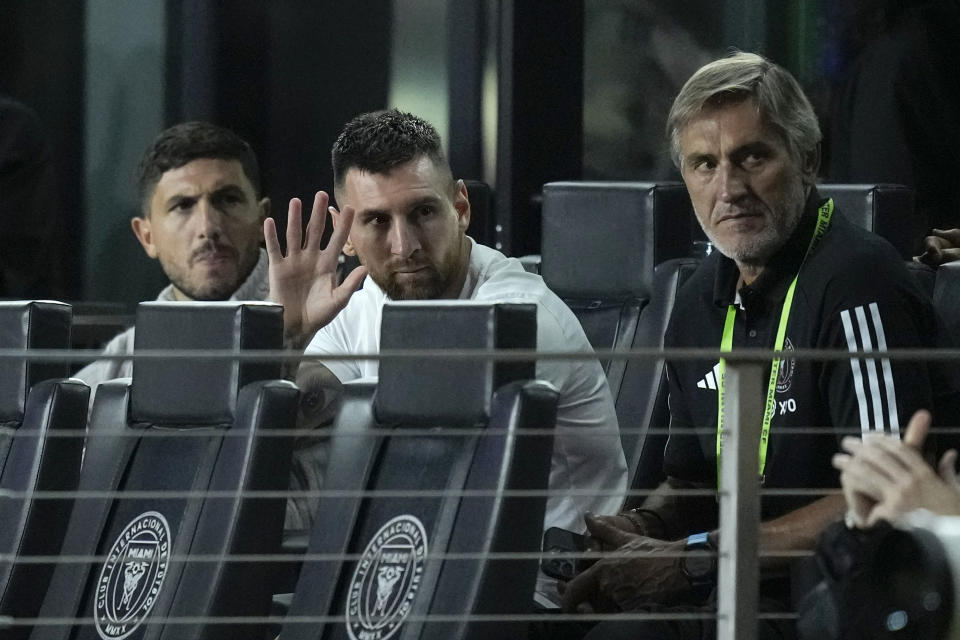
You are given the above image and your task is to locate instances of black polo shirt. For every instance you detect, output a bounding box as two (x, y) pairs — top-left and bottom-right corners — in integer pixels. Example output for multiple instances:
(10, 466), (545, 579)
(663, 188), (941, 519)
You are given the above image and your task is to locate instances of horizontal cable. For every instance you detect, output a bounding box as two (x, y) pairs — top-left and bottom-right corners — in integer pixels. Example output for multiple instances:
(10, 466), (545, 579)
(4, 611), (800, 627)
(0, 487), (724, 499)
(0, 487), (838, 500)
(2, 346), (960, 363)
(0, 548), (814, 565)
(11, 425), (960, 439)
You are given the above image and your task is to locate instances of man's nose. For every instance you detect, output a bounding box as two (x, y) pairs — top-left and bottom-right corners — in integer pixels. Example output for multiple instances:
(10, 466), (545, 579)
(718, 163), (748, 202)
(195, 198), (224, 238)
(389, 219), (420, 257)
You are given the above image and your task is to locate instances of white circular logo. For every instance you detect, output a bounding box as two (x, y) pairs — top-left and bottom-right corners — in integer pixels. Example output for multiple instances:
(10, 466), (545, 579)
(94, 511), (171, 640)
(776, 338), (796, 394)
(346, 514), (428, 640)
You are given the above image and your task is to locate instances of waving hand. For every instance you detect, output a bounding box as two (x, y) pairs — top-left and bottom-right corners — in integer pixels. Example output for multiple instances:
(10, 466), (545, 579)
(265, 191), (367, 346)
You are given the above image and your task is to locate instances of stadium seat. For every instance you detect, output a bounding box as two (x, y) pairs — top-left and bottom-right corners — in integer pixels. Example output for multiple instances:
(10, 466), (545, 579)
(934, 261), (960, 340)
(0, 301), (87, 640)
(279, 302), (558, 640)
(540, 181), (694, 400)
(616, 258), (702, 497)
(818, 183), (923, 260)
(30, 302), (299, 640)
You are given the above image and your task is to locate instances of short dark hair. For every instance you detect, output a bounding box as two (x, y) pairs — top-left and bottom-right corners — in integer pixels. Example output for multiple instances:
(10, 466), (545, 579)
(137, 121), (261, 213)
(331, 109), (450, 191)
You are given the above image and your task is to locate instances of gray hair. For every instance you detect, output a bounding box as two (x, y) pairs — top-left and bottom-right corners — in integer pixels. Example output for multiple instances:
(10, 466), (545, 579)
(666, 52), (821, 169)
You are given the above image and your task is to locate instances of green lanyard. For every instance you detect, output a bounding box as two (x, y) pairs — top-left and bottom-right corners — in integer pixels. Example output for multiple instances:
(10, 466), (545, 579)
(716, 199), (834, 488)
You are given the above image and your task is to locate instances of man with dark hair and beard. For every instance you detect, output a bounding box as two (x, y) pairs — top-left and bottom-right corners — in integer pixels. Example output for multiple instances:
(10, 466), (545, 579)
(76, 121), (271, 386)
(265, 109), (628, 600)
(558, 52), (954, 639)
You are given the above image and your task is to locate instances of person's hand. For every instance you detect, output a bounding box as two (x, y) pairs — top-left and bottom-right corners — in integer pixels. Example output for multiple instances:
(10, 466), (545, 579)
(264, 191), (367, 345)
(915, 228), (960, 266)
(560, 515), (690, 613)
(582, 512), (646, 550)
(832, 409), (960, 526)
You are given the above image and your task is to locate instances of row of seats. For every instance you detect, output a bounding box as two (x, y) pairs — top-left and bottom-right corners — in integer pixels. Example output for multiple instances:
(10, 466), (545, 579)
(0, 300), (558, 639)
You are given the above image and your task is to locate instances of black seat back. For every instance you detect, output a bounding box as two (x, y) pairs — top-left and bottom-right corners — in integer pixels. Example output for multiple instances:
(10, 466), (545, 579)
(281, 302), (558, 640)
(32, 302), (299, 640)
(540, 181), (694, 400)
(818, 183), (922, 259)
(934, 262), (960, 341)
(617, 258), (701, 497)
(0, 301), (87, 640)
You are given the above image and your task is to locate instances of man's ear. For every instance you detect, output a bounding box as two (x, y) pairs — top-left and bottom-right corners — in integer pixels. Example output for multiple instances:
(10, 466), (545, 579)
(330, 205), (358, 256)
(130, 216), (158, 259)
(801, 143), (821, 185)
(454, 179), (471, 233)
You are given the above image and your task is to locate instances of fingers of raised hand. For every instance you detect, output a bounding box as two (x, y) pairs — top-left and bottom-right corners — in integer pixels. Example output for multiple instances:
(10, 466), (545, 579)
(264, 217), (281, 260)
(284, 198), (304, 255)
(303, 191), (329, 248)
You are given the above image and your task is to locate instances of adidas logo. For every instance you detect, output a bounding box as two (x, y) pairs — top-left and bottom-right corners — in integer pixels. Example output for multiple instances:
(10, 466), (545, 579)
(696, 362), (722, 390)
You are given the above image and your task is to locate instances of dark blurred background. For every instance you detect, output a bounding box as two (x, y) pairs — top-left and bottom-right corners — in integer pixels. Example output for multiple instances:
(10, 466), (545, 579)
(1, 0), (956, 303)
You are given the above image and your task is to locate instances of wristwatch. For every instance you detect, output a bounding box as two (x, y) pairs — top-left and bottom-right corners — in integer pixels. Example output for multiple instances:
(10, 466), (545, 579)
(680, 531), (717, 594)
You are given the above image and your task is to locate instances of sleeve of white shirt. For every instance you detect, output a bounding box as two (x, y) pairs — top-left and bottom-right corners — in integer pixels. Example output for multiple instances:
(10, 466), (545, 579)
(303, 311), (363, 383)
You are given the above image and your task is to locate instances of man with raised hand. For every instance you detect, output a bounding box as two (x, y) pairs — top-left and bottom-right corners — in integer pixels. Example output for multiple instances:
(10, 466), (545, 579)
(265, 109), (628, 599)
(561, 52), (948, 639)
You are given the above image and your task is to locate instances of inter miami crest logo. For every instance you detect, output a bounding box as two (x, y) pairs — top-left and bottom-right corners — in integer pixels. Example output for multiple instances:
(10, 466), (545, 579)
(346, 514), (428, 640)
(776, 338), (797, 393)
(94, 511), (171, 640)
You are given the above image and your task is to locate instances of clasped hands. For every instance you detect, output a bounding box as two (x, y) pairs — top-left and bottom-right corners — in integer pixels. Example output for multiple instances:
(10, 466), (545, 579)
(832, 409), (960, 527)
(559, 513), (693, 613)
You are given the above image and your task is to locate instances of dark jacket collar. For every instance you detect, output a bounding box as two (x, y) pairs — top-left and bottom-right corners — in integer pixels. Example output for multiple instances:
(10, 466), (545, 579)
(712, 186), (829, 311)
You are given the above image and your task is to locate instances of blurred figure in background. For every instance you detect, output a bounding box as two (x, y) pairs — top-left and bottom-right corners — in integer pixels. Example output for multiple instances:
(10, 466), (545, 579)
(829, 0), (960, 237)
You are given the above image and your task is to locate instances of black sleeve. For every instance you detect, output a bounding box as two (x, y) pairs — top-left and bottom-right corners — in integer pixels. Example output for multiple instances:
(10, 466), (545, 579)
(817, 274), (936, 439)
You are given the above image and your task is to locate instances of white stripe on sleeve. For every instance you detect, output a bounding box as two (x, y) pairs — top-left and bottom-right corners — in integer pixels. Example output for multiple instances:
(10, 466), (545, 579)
(855, 305), (886, 432)
(869, 302), (900, 436)
(841, 308), (871, 435)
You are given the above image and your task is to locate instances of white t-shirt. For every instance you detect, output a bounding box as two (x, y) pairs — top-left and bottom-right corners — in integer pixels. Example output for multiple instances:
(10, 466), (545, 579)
(305, 239), (628, 533)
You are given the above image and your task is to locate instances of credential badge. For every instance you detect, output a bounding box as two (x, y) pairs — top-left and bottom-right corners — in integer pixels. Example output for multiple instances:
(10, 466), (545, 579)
(94, 511), (171, 640)
(346, 514), (428, 640)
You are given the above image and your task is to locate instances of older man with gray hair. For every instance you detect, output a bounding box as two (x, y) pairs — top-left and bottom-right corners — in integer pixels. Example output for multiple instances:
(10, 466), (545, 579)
(561, 51), (948, 639)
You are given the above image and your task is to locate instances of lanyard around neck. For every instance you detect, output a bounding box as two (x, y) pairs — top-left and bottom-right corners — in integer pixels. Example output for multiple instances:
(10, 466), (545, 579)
(715, 198), (834, 488)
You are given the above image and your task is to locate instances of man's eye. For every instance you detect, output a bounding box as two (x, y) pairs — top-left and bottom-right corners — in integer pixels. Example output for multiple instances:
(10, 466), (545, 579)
(693, 160), (715, 173)
(213, 194), (244, 210)
(415, 205), (434, 218)
(743, 154), (764, 168)
(172, 200), (194, 212)
(367, 215), (389, 226)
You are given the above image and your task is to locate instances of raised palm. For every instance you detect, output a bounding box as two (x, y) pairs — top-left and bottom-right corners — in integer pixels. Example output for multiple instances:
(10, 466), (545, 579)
(264, 191), (367, 346)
